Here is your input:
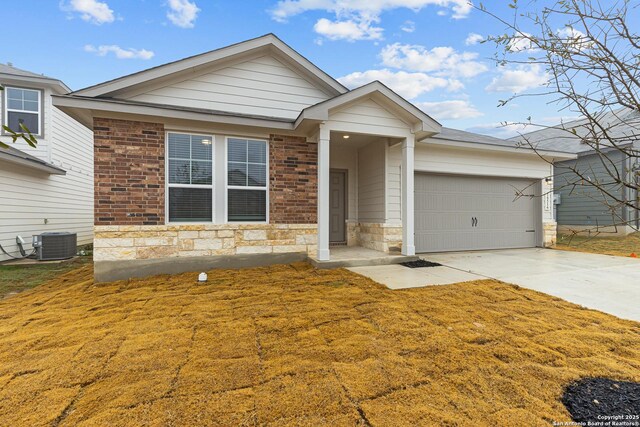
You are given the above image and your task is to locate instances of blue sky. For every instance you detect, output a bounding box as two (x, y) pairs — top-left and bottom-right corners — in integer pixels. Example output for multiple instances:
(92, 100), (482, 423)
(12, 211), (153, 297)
(3, 0), (572, 137)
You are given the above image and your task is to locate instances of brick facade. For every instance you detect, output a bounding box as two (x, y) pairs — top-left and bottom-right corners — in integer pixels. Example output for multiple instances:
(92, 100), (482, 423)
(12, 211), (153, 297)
(93, 123), (317, 227)
(269, 134), (318, 224)
(94, 118), (165, 226)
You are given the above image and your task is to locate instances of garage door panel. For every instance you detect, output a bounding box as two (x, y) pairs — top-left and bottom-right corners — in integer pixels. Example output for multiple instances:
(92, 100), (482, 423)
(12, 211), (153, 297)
(415, 174), (538, 253)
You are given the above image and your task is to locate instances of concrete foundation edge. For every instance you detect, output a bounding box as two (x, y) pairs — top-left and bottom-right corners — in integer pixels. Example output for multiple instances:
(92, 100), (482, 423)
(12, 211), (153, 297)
(557, 224), (638, 237)
(94, 252), (308, 283)
(309, 255), (418, 269)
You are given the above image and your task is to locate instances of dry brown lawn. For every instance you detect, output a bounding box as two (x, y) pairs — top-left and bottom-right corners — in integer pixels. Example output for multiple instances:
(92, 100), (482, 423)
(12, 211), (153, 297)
(0, 263), (639, 426)
(555, 232), (640, 257)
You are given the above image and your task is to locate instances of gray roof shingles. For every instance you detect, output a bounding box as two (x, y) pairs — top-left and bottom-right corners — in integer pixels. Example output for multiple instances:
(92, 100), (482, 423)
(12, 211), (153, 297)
(513, 108), (640, 154)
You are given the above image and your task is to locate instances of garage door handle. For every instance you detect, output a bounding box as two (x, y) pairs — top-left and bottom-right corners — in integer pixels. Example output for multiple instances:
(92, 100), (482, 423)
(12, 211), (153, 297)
(471, 217), (478, 227)
(526, 230), (535, 233)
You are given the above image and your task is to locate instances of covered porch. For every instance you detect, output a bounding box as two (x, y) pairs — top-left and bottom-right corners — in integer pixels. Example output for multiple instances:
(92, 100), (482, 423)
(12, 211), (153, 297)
(298, 82), (441, 262)
(315, 128), (415, 263)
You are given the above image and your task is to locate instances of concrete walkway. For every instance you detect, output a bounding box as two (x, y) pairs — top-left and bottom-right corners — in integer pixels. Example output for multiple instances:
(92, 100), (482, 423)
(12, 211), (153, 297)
(350, 248), (640, 322)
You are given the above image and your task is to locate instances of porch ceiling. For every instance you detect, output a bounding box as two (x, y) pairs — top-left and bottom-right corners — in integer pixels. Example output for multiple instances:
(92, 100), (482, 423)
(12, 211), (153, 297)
(330, 131), (392, 148)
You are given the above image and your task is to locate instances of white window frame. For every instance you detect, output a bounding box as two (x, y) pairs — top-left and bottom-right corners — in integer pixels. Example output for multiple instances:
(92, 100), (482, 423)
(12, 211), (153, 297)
(165, 131), (216, 224)
(225, 136), (270, 224)
(3, 86), (42, 137)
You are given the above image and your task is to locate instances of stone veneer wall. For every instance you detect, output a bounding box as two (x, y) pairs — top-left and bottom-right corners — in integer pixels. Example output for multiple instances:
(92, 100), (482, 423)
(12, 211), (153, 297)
(346, 221), (359, 247)
(94, 224), (317, 261)
(353, 222), (403, 253)
(543, 222), (557, 247)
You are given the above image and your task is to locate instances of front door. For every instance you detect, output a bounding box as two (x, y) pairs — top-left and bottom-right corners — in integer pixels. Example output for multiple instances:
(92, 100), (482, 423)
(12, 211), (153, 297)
(329, 170), (346, 243)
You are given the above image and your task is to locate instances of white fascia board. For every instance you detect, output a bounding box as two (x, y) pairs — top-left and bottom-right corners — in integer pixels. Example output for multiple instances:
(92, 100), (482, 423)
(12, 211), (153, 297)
(51, 95), (296, 131)
(0, 73), (70, 94)
(0, 152), (66, 175)
(267, 40), (348, 95)
(295, 81), (441, 134)
(422, 138), (577, 160)
(72, 34), (346, 98)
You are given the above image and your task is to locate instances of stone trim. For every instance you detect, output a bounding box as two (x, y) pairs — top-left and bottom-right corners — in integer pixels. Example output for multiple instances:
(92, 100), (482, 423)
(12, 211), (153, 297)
(543, 222), (557, 247)
(353, 222), (403, 253)
(94, 224), (318, 261)
(346, 221), (359, 247)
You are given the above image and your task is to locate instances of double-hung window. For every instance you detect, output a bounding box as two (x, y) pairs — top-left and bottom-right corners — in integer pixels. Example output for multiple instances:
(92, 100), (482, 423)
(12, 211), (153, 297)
(4, 87), (41, 135)
(167, 133), (213, 222)
(227, 138), (268, 222)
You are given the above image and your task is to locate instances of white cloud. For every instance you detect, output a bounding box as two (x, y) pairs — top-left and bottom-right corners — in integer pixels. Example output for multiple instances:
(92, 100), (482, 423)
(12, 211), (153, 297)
(62, 0), (114, 25)
(485, 64), (548, 93)
(166, 0), (200, 28)
(314, 17), (383, 41)
(557, 26), (586, 39)
(401, 20), (415, 33)
(380, 43), (488, 78)
(507, 32), (538, 52)
(465, 32), (483, 46)
(271, 0), (472, 21)
(270, 0), (472, 41)
(84, 44), (155, 60)
(557, 26), (592, 51)
(338, 69), (461, 99)
(417, 100), (483, 120)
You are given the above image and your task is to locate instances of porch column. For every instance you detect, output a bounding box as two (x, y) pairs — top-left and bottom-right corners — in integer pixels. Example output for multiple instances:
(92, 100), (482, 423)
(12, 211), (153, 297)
(401, 134), (415, 256)
(317, 123), (330, 261)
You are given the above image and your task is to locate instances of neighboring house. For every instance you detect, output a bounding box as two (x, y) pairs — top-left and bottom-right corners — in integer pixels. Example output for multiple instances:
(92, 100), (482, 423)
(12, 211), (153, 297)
(518, 109), (640, 235)
(53, 34), (574, 282)
(0, 64), (93, 261)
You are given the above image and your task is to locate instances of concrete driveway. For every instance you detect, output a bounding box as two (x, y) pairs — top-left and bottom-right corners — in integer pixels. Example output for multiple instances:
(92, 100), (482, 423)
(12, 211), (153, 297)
(350, 248), (640, 322)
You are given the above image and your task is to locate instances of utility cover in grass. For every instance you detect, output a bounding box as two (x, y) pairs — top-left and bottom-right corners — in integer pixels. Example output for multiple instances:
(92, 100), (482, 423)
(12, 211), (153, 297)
(400, 259), (442, 268)
(561, 377), (640, 423)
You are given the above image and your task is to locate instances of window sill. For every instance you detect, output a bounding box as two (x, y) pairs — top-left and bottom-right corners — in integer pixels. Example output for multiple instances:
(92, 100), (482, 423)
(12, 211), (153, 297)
(166, 221), (270, 225)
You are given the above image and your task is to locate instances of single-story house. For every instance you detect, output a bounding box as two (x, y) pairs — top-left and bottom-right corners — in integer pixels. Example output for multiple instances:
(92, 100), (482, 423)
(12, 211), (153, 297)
(0, 64), (93, 261)
(53, 34), (574, 281)
(517, 109), (639, 236)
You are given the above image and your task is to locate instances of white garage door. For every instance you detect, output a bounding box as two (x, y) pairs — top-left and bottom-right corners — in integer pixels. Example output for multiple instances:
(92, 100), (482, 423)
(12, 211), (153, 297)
(415, 173), (538, 253)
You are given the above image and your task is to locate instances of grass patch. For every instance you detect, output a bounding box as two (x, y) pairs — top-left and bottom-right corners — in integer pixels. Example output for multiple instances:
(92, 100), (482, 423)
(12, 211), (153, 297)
(0, 257), (91, 299)
(555, 233), (640, 257)
(0, 262), (638, 425)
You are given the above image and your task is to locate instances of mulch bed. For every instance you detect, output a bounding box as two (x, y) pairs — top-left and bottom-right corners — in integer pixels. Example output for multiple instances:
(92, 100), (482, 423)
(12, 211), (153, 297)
(400, 259), (442, 268)
(561, 377), (640, 422)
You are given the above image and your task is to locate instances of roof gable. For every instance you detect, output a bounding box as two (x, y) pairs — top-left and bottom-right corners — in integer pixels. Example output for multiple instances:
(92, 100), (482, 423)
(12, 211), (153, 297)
(297, 81), (441, 138)
(72, 34), (347, 99)
(122, 54), (334, 120)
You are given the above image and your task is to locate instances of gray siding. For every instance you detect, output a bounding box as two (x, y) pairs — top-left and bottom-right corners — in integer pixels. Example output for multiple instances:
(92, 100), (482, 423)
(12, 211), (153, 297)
(554, 151), (627, 226)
